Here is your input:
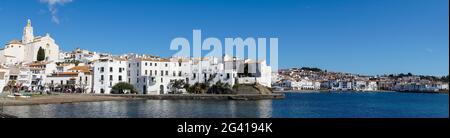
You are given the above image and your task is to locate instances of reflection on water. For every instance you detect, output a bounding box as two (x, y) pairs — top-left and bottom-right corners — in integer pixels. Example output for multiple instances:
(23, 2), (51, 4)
(3, 100), (273, 118)
(3, 92), (448, 118)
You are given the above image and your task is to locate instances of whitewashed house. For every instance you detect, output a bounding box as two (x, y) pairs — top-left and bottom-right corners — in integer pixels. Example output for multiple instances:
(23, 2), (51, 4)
(46, 66), (93, 93)
(92, 57), (128, 94)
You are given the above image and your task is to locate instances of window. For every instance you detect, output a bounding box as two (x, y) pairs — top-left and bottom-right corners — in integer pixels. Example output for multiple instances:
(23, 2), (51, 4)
(145, 70), (148, 75)
(161, 71), (164, 76)
(137, 63), (140, 67)
(179, 71), (182, 77)
(100, 75), (104, 81)
(165, 71), (168, 76)
(179, 63), (182, 67)
(110, 75), (113, 81)
(173, 71), (176, 77)
(155, 63), (157, 66)
(150, 63), (153, 66)
(86, 76), (88, 82)
(227, 73), (230, 79)
(119, 75), (122, 81)
(100, 67), (104, 72)
(150, 70), (153, 76)
(137, 70), (140, 76)
(145, 62), (148, 66)
(110, 67), (113, 72)
(161, 78), (163, 83)
(128, 78), (131, 83)
(128, 64), (131, 68)
(165, 64), (168, 67)
(61, 80), (63, 85)
(155, 70), (158, 76)
(119, 68), (123, 73)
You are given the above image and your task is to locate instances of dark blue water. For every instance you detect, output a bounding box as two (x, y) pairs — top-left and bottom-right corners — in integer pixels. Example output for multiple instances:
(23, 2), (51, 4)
(3, 92), (448, 118)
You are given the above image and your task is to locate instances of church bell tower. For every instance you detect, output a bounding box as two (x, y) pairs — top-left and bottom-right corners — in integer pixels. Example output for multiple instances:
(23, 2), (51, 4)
(22, 19), (34, 44)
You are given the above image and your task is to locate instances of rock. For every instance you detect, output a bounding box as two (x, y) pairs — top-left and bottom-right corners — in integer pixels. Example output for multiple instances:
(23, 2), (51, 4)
(233, 84), (273, 95)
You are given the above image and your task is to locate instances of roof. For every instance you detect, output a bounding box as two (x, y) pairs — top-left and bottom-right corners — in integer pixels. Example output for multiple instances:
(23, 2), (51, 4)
(113, 57), (128, 61)
(68, 66), (91, 73)
(3, 55), (16, 58)
(136, 57), (170, 62)
(50, 72), (79, 77)
(26, 62), (48, 66)
(7, 40), (22, 45)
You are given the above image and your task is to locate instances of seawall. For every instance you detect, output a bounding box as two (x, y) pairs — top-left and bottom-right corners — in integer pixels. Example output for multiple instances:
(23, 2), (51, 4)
(91, 94), (285, 100)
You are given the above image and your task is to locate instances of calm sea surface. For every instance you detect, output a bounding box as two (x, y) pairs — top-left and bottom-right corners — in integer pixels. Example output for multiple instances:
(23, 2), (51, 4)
(3, 92), (448, 118)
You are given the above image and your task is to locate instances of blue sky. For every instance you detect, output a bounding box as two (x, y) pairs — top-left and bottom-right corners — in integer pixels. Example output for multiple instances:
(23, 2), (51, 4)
(0, 0), (448, 76)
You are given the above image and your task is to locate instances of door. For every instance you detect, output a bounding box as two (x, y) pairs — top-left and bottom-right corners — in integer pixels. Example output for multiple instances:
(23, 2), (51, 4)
(159, 85), (164, 94)
(143, 85), (147, 94)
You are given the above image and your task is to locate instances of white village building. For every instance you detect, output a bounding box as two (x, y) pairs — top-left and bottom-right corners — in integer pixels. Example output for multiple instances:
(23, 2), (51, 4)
(92, 54), (272, 95)
(92, 57), (128, 94)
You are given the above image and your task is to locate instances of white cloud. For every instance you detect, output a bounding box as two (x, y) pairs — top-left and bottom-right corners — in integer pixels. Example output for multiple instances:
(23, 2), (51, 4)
(39, 0), (73, 24)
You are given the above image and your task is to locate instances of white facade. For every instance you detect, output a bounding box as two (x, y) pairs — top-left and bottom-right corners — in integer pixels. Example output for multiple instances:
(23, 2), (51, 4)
(1, 66), (33, 91)
(92, 58), (128, 94)
(91, 54), (272, 95)
(0, 67), (10, 93)
(46, 66), (93, 93)
(26, 62), (57, 90)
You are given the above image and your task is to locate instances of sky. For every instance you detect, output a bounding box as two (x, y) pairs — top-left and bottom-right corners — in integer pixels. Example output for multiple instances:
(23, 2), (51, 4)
(0, 0), (448, 76)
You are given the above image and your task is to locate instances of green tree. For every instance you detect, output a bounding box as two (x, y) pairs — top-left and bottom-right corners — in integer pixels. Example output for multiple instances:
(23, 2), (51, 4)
(186, 83), (209, 94)
(207, 81), (233, 94)
(111, 82), (136, 94)
(168, 80), (186, 94)
(37, 47), (46, 61)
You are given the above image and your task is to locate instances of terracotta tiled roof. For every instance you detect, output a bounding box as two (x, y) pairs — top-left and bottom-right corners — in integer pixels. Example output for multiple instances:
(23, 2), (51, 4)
(113, 57), (128, 61)
(69, 66), (90, 73)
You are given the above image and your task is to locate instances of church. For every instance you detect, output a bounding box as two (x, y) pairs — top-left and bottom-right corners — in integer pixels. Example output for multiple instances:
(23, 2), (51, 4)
(0, 19), (60, 66)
